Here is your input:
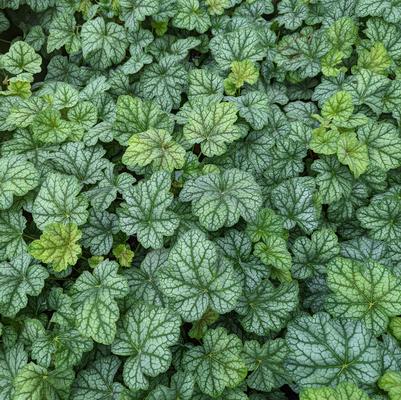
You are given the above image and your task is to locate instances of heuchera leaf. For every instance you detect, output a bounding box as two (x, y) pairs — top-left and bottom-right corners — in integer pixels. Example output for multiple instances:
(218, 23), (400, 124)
(2, 2), (401, 398)
(111, 302), (180, 391)
(183, 327), (247, 397)
(0, 155), (39, 210)
(70, 260), (129, 345)
(13, 363), (74, 400)
(326, 257), (401, 335)
(180, 169), (262, 231)
(118, 171), (179, 249)
(29, 223), (82, 272)
(285, 312), (382, 388)
(0, 253), (48, 317)
(158, 230), (241, 321)
(32, 172), (88, 230)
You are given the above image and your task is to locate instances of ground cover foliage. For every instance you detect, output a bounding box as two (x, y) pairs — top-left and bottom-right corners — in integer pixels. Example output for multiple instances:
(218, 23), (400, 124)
(1, 0), (401, 399)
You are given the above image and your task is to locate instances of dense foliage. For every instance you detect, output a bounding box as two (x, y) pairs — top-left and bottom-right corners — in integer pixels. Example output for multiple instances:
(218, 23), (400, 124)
(1, 0), (401, 399)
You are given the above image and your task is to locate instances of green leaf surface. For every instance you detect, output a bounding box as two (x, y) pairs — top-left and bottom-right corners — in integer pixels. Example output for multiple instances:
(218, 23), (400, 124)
(326, 257), (401, 335)
(285, 312), (382, 388)
(0, 252), (48, 318)
(118, 172), (179, 249)
(70, 260), (128, 344)
(183, 327), (247, 397)
(158, 230), (241, 321)
(111, 302), (180, 391)
(180, 169), (262, 231)
(29, 223), (82, 272)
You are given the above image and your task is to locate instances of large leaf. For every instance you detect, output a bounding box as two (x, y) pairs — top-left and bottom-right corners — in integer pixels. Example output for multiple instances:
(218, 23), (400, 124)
(0, 208), (27, 260)
(0, 344), (28, 400)
(285, 312), (382, 388)
(300, 381), (370, 400)
(180, 169), (262, 231)
(357, 198), (401, 242)
(236, 280), (298, 335)
(72, 356), (124, 400)
(357, 120), (401, 171)
(0, 155), (39, 210)
(118, 172), (179, 249)
(81, 17), (128, 68)
(113, 95), (174, 145)
(122, 128), (186, 172)
(0, 252), (48, 318)
(111, 302), (180, 391)
(158, 230), (241, 321)
(326, 257), (401, 335)
(70, 260), (128, 344)
(13, 363), (74, 400)
(1, 41), (41, 74)
(183, 327), (247, 397)
(242, 339), (289, 392)
(32, 173), (88, 230)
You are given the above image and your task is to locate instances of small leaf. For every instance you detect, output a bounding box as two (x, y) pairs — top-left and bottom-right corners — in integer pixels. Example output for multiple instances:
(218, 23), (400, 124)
(337, 132), (369, 177)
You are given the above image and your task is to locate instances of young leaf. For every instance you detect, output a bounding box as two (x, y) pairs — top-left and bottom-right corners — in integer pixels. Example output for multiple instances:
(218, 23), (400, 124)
(300, 381), (370, 400)
(29, 223), (82, 272)
(337, 132), (369, 178)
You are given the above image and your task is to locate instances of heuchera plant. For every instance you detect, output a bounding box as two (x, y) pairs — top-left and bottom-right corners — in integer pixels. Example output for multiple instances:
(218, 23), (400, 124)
(1, 0), (401, 399)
